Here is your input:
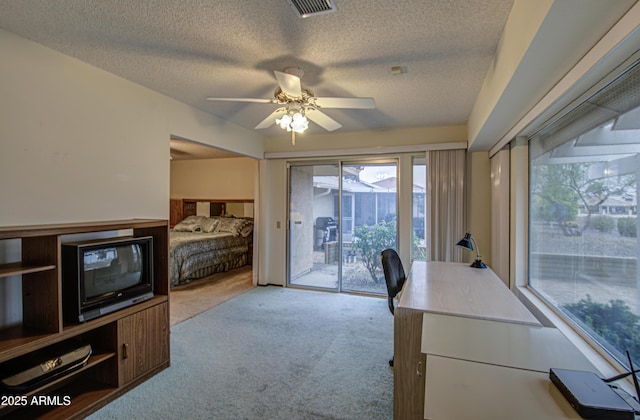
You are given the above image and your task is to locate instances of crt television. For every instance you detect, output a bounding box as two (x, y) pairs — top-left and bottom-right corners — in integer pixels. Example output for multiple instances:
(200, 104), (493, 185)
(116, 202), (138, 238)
(62, 236), (154, 323)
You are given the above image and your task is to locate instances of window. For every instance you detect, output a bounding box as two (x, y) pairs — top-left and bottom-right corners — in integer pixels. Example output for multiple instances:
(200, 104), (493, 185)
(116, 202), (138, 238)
(528, 58), (640, 369)
(412, 156), (427, 262)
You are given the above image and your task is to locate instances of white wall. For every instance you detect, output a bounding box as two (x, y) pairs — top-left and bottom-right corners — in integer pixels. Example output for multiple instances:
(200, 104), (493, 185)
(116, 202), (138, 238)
(0, 29), (263, 227)
(170, 157), (257, 200)
(258, 159), (287, 286)
(468, 0), (637, 150)
(467, 152), (492, 267)
(264, 125), (468, 154)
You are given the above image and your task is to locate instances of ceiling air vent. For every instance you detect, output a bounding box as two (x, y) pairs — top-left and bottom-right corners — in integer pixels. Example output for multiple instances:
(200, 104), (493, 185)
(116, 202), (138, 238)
(287, 0), (337, 18)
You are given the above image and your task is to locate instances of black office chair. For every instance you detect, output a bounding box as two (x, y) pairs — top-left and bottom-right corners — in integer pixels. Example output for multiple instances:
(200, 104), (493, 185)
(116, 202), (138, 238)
(380, 248), (406, 367)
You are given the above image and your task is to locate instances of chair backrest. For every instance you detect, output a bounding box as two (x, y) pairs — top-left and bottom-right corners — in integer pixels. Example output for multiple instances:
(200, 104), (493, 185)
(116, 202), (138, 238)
(380, 248), (406, 315)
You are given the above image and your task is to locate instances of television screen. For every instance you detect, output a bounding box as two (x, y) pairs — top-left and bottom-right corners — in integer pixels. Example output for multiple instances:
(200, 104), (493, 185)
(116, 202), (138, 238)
(82, 243), (145, 302)
(62, 236), (154, 323)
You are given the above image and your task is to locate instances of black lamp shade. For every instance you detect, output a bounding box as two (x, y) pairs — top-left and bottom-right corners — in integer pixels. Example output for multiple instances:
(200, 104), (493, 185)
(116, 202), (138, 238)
(456, 233), (473, 251)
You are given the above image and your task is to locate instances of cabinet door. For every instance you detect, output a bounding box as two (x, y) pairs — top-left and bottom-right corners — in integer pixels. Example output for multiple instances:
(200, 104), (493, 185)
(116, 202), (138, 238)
(118, 302), (169, 385)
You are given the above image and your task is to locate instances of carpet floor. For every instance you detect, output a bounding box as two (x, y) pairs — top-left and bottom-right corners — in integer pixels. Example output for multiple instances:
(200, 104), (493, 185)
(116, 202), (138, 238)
(87, 286), (394, 420)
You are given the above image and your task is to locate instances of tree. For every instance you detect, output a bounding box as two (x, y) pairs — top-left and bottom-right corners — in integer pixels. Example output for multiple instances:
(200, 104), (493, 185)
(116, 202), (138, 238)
(531, 163), (635, 234)
(531, 164), (580, 224)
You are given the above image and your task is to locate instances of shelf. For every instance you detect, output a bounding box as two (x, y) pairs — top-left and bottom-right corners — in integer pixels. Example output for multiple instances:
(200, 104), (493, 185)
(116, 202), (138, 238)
(0, 295), (168, 363)
(25, 351), (115, 398)
(1, 377), (117, 420)
(0, 349), (115, 419)
(0, 219), (169, 240)
(0, 262), (56, 279)
(0, 326), (55, 363)
(61, 295), (168, 335)
(0, 351), (115, 416)
(0, 219), (169, 419)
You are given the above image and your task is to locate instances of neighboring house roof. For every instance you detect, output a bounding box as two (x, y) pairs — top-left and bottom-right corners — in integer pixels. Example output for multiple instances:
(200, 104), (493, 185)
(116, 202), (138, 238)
(586, 195), (637, 207)
(314, 175), (426, 193)
(314, 176), (387, 193)
(369, 176), (426, 192)
(371, 177), (397, 190)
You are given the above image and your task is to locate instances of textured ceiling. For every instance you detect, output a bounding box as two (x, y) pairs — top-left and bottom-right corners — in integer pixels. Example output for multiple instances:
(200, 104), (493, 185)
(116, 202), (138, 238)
(0, 0), (515, 149)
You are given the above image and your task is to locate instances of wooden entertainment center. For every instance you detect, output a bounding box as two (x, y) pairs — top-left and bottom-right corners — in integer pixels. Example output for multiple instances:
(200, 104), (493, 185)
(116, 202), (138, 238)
(0, 219), (170, 419)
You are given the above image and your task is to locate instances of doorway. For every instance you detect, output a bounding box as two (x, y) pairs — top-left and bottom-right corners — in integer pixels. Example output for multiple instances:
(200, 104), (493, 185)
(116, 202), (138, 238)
(287, 160), (398, 295)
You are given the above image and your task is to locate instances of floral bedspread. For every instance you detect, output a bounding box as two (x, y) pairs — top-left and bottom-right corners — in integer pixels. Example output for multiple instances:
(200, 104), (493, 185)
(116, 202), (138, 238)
(169, 231), (250, 287)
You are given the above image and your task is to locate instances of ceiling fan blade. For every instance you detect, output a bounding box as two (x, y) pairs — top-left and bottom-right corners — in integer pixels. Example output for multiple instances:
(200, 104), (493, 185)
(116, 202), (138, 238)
(306, 109), (342, 131)
(206, 97), (274, 104)
(314, 97), (376, 109)
(274, 71), (302, 98)
(254, 108), (287, 130)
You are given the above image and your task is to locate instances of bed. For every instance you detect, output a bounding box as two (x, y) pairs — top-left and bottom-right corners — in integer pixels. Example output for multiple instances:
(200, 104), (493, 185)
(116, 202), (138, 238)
(169, 215), (253, 287)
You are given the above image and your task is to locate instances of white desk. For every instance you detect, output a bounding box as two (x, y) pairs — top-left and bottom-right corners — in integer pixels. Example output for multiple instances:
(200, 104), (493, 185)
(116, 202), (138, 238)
(424, 356), (582, 420)
(394, 262), (540, 419)
(421, 313), (595, 373)
(398, 261), (541, 323)
(421, 313), (598, 419)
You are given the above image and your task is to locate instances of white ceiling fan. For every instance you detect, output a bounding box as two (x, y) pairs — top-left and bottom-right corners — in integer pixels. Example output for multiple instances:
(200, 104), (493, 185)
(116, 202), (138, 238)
(206, 67), (375, 144)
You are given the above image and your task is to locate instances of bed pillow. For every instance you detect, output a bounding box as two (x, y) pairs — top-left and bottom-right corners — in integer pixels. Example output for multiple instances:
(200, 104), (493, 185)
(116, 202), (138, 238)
(174, 222), (201, 232)
(200, 217), (220, 233)
(173, 215), (206, 232)
(215, 217), (246, 236)
(240, 221), (254, 237)
(182, 215), (206, 224)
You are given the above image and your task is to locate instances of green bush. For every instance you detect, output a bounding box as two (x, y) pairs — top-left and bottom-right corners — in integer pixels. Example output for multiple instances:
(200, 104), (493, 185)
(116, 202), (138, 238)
(618, 217), (637, 237)
(352, 219), (425, 283)
(352, 221), (396, 284)
(563, 295), (640, 366)
(591, 215), (616, 233)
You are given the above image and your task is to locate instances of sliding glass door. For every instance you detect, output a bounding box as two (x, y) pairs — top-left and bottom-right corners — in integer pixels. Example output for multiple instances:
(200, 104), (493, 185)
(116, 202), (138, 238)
(288, 161), (397, 295)
(288, 163), (340, 290)
(340, 162), (397, 294)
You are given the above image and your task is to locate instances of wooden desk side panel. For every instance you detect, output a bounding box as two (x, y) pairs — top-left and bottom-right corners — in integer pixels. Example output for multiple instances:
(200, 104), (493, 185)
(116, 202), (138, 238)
(394, 306), (426, 420)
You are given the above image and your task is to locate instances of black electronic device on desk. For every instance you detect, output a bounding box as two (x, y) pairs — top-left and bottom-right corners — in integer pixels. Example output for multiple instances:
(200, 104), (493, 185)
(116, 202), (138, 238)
(550, 351), (640, 420)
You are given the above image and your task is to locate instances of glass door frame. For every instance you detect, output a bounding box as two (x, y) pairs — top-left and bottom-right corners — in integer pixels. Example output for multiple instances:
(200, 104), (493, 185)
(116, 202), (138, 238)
(287, 160), (341, 292)
(286, 157), (399, 294)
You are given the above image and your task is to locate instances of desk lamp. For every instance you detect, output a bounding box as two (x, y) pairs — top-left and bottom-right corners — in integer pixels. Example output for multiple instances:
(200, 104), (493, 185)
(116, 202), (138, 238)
(456, 232), (487, 269)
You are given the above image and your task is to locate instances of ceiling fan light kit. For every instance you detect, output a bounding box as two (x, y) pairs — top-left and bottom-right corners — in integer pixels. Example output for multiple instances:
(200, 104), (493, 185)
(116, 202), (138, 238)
(206, 68), (375, 145)
(276, 109), (309, 145)
(276, 112), (308, 133)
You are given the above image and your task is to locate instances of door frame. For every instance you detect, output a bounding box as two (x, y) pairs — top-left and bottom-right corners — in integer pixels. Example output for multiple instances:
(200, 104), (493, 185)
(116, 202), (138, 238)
(286, 158), (399, 293)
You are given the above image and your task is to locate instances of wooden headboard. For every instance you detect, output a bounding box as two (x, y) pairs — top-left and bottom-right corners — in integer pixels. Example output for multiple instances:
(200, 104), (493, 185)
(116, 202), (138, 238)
(170, 198), (254, 227)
